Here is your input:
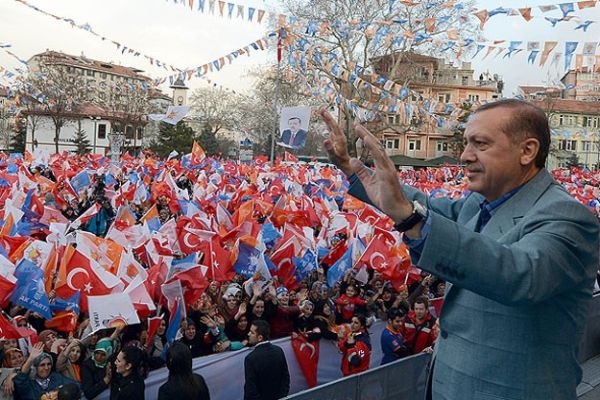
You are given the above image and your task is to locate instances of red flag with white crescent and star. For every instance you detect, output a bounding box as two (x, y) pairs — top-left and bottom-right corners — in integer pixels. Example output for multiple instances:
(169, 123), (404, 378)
(291, 335), (319, 387)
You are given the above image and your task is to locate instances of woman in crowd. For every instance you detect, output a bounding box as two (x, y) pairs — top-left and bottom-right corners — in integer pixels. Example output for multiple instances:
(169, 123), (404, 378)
(338, 314), (371, 377)
(146, 317), (167, 370)
(158, 342), (210, 400)
(312, 301), (340, 341)
(56, 339), (86, 383)
(81, 337), (115, 400)
(13, 343), (77, 400)
(0, 347), (24, 400)
(109, 345), (147, 400)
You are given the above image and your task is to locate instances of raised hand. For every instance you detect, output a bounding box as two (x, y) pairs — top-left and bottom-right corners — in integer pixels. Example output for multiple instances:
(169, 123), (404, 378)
(349, 124), (413, 223)
(320, 108), (353, 176)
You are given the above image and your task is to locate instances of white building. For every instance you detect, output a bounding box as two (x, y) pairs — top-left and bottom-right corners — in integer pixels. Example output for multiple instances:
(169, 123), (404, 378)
(24, 50), (162, 154)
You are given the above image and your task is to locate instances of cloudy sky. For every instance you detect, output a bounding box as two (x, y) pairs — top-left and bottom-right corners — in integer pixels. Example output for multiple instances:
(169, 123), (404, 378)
(0, 0), (598, 97)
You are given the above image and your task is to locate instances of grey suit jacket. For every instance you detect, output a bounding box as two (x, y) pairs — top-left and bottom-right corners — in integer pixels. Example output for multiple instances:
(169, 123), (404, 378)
(349, 169), (599, 400)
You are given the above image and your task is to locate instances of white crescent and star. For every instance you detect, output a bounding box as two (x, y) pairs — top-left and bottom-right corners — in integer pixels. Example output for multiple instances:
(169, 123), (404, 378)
(369, 252), (386, 271)
(182, 231), (201, 250)
(299, 341), (316, 359)
(66, 267), (90, 291)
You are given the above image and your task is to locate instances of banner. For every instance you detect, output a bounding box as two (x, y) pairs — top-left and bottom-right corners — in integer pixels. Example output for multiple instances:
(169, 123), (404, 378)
(88, 293), (141, 333)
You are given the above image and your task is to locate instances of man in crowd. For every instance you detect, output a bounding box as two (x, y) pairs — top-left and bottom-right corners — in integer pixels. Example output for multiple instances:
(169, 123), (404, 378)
(244, 319), (290, 400)
(380, 308), (410, 365)
(320, 99), (599, 399)
(403, 296), (436, 354)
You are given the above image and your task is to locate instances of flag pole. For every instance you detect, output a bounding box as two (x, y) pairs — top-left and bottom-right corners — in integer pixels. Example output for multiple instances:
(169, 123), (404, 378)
(270, 28), (283, 162)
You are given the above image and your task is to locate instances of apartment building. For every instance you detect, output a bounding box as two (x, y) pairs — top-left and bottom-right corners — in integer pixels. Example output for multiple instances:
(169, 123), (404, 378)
(370, 52), (501, 160)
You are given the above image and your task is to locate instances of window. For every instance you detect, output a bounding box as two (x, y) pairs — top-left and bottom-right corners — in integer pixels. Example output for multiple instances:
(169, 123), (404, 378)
(582, 141), (591, 151)
(394, 139), (400, 149)
(387, 115), (399, 125)
(137, 128), (143, 140)
(468, 94), (480, 102)
(97, 124), (106, 139)
(125, 126), (134, 139)
(110, 74), (115, 81)
(583, 116), (599, 128)
(558, 114), (576, 126)
(386, 140), (393, 149)
(437, 141), (448, 152)
(558, 140), (577, 151)
(438, 93), (451, 103)
(408, 140), (421, 151)
(462, 76), (469, 86)
(101, 72), (107, 79)
(86, 70), (95, 77)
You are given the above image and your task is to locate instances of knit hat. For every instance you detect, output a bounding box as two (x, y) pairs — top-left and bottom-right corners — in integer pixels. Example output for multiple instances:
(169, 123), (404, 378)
(276, 287), (289, 297)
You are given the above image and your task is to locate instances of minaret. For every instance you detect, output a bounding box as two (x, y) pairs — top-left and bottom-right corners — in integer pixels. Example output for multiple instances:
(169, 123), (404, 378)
(170, 78), (189, 106)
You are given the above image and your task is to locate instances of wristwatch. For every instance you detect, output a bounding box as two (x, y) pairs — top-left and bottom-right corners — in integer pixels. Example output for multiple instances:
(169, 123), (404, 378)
(393, 200), (428, 232)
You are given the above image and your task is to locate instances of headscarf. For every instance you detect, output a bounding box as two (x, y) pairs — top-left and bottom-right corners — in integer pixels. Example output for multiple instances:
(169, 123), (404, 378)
(93, 338), (114, 368)
(33, 352), (53, 388)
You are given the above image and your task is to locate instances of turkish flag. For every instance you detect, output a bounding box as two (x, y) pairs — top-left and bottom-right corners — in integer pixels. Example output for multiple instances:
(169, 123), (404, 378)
(430, 297), (445, 318)
(145, 314), (164, 348)
(204, 238), (235, 282)
(0, 274), (16, 307)
(270, 241), (297, 288)
(55, 247), (118, 312)
(355, 236), (400, 272)
(0, 313), (24, 339)
(291, 336), (319, 387)
(166, 265), (208, 306)
(45, 311), (78, 333)
(145, 259), (169, 303)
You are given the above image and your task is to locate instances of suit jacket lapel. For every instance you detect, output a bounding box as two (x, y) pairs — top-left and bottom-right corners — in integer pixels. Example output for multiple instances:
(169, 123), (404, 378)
(481, 169), (554, 238)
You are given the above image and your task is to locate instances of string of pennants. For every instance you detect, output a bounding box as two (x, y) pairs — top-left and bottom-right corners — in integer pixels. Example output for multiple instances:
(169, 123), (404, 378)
(156, 32), (276, 87)
(13, 0), (182, 73)
(163, 0), (270, 24)
(473, 1), (598, 29)
(8, 0), (260, 94)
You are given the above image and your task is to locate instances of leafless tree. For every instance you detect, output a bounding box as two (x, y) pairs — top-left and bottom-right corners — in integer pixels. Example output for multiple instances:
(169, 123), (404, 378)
(278, 0), (477, 155)
(19, 61), (88, 153)
(99, 80), (150, 149)
(189, 87), (245, 136)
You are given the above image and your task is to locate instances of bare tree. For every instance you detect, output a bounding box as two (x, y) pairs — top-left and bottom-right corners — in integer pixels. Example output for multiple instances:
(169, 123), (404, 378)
(238, 66), (322, 157)
(20, 61), (88, 153)
(279, 0), (477, 155)
(99, 80), (150, 150)
(189, 87), (244, 136)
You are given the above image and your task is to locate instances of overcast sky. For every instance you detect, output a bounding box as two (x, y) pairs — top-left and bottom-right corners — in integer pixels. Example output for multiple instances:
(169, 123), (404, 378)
(0, 0), (598, 97)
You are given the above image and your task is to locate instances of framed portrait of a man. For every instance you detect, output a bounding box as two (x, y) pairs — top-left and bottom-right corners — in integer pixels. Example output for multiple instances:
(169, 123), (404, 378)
(278, 106), (311, 149)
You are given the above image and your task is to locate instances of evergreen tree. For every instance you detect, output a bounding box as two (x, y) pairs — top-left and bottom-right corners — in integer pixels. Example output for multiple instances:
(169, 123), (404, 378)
(149, 122), (196, 158)
(10, 117), (26, 154)
(71, 120), (91, 155)
(197, 124), (219, 156)
(566, 153), (581, 169)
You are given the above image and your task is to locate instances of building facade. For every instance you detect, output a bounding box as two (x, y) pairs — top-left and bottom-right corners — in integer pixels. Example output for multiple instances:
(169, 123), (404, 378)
(519, 69), (600, 170)
(371, 52), (502, 160)
(24, 51), (162, 154)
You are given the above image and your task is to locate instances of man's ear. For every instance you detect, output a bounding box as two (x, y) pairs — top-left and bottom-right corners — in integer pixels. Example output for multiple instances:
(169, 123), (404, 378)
(520, 138), (540, 166)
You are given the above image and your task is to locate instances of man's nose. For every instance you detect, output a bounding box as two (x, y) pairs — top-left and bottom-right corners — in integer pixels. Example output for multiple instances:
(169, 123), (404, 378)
(460, 145), (475, 164)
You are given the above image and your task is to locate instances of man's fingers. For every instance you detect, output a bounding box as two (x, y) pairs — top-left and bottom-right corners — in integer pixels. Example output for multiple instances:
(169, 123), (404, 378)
(354, 124), (396, 173)
(319, 108), (345, 141)
(350, 158), (373, 182)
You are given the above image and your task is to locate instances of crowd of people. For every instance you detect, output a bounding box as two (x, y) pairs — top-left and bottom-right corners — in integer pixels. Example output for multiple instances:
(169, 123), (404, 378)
(0, 128), (597, 399)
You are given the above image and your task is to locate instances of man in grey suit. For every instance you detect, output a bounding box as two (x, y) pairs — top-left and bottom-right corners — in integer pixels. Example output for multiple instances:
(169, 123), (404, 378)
(320, 99), (599, 400)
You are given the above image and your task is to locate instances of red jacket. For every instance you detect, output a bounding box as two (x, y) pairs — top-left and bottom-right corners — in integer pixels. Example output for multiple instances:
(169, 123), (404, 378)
(335, 295), (367, 322)
(338, 331), (371, 376)
(402, 311), (436, 354)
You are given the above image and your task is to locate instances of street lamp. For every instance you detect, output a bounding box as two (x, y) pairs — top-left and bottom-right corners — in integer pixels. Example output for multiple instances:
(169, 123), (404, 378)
(89, 116), (101, 154)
